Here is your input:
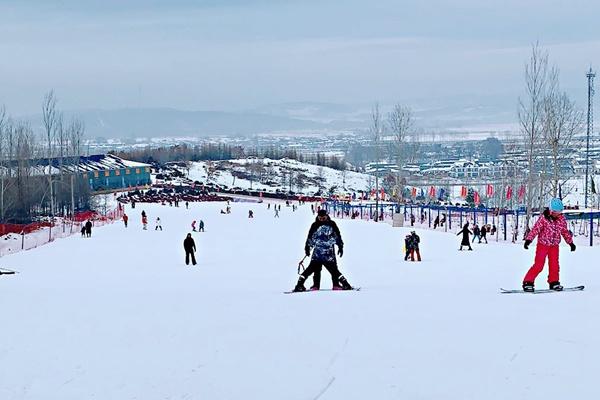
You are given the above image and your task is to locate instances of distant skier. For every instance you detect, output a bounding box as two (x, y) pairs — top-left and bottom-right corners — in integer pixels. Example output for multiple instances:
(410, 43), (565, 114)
(440, 213), (447, 227)
(199, 219), (205, 232)
(404, 234), (412, 261)
(406, 231), (421, 261)
(80, 225), (86, 237)
(155, 217), (162, 231)
(472, 224), (481, 243)
(480, 224), (488, 243)
(191, 220), (197, 232)
(85, 220), (92, 237)
(123, 213), (128, 228)
(274, 208), (279, 218)
(185, 201), (189, 209)
(248, 210), (254, 218)
(292, 209), (353, 292)
(433, 216), (440, 229)
(183, 233), (197, 266)
(142, 214), (148, 230)
(491, 224), (497, 236)
(410, 214), (415, 227)
(522, 198), (575, 292)
(457, 223), (473, 251)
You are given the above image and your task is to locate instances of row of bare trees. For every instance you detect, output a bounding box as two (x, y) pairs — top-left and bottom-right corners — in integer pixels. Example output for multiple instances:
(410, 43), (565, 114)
(519, 43), (585, 228)
(368, 103), (419, 216)
(0, 92), (90, 224)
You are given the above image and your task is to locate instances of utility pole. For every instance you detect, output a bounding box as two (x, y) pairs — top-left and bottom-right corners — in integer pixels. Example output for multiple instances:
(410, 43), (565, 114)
(585, 67), (595, 209)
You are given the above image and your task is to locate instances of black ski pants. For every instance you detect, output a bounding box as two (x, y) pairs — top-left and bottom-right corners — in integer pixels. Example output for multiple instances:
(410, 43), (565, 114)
(185, 250), (197, 265)
(301, 259), (342, 288)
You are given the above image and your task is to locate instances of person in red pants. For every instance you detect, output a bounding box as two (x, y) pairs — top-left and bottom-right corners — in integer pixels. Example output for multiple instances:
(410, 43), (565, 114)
(522, 198), (576, 292)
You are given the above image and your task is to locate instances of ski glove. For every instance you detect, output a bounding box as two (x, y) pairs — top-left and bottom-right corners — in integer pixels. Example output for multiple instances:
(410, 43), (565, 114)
(570, 243), (576, 252)
(305, 246), (311, 257)
(524, 240), (532, 250)
(338, 247), (343, 257)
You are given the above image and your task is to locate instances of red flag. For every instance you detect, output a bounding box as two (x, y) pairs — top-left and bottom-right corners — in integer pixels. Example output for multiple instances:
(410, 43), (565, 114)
(380, 188), (385, 199)
(518, 185), (526, 200)
(429, 186), (436, 198)
(411, 187), (417, 198)
(506, 186), (513, 200)
(486, 184), (494, 197)
(460, 186), (467, 198)
(474, 191), (481, 205)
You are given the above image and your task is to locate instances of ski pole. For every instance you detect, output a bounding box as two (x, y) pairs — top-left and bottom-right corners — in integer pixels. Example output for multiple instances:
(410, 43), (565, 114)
(297, 256), (307, 274)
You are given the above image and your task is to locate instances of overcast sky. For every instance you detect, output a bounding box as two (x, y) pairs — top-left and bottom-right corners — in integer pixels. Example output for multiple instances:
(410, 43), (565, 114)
(1, 0), (599, 115)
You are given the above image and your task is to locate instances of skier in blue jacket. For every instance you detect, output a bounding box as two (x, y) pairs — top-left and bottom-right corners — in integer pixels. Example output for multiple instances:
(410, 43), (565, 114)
(292, 209), (353, 292)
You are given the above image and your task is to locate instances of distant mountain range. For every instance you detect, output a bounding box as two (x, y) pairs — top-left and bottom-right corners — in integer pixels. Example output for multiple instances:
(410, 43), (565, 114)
(22, 96), (521, 139)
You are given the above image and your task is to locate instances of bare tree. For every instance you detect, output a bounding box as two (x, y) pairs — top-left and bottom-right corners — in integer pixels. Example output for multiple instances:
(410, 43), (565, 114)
(518, 43), (550, 228)
(316, 166), (325, 193)
(42, 90), (59, 218)
(543, 90), (584, 198)
(388, 104), (414, 202)
(370, 103), (383, 221)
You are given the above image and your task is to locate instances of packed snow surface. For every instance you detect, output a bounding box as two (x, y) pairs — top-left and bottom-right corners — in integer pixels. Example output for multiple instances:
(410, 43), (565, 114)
(0, 200), (597, 399)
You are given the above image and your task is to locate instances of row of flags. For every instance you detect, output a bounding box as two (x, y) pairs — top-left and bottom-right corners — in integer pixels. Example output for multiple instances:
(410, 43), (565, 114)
(411, 184), (528, 204)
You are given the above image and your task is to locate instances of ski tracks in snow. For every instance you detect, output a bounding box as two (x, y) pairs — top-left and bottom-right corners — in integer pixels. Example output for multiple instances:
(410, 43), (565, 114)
(312, 377), (335, 400)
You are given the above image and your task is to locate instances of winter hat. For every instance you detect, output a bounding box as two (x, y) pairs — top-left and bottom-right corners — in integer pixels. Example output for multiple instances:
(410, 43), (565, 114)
(317, 209), (328, 217)
(549, 198), (564, 212)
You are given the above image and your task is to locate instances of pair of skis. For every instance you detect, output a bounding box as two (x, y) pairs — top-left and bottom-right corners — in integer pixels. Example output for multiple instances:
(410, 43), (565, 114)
(0, 267), (18, 276)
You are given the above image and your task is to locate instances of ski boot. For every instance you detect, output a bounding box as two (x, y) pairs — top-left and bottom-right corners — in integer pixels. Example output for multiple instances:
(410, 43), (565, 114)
(333, 276), (353, 291)
(293, 276), (307, 292)
(522, 281), (534, 292)
(310, 273), (321, 291)
(549, 281), (563, 291)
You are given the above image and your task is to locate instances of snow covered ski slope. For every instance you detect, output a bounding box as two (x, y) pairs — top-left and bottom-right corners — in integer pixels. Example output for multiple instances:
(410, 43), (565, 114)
(0, 200), (598, 399)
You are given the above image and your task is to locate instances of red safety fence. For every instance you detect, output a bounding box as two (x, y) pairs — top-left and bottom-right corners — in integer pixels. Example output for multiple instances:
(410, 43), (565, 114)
(0, 207), (125, 257)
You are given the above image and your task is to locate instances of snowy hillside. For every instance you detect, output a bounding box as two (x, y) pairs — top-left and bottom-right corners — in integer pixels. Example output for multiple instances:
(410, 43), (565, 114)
(1, 200), (598, 399)
(181, 158), (376, 196)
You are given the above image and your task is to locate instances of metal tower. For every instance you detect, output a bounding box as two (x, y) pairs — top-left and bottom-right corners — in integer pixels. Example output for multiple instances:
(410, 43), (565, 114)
(585, 67), (595, 209)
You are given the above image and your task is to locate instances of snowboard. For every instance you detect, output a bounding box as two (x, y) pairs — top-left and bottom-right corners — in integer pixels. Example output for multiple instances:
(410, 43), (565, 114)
(500, 285), (584, 294)
(284, 287), (361, 294)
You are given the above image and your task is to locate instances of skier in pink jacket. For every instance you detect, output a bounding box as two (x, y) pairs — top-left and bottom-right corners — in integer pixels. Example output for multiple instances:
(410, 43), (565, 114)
(522, 198), (576, 292)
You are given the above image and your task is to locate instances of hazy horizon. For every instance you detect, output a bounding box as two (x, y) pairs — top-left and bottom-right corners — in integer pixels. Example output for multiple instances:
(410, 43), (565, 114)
(1, 0), (599, 117)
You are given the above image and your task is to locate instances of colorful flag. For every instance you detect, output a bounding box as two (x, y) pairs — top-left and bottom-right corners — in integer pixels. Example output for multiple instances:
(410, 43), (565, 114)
(411, 187), (417, 198)
(486, 184), (494, 197)
(460, 186), (467, 198)
(518, 185), (526, 200)
(429, 186), (436, 198)
(474, 191), (480, 205)
(439, 188), (446, 200)
(506, 185), (513, 200)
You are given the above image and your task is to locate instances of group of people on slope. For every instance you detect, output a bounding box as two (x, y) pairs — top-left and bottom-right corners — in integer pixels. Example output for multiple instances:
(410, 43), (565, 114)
(191, 220), (205, 232)
(404, 231), (421, 261)
(457, 222), (495, 250)
(80, 220), (93, 237)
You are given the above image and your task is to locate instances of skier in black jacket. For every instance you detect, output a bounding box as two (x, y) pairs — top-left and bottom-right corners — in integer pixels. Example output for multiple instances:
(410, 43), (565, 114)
(457, 223), (473, 250)
(292, 209), (353, 292)
(183, 233), (197, 266)
(85, 220), (92, 237)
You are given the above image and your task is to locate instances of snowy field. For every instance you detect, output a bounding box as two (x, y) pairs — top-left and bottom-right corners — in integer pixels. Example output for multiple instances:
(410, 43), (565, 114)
(0, 200), (598, 399)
